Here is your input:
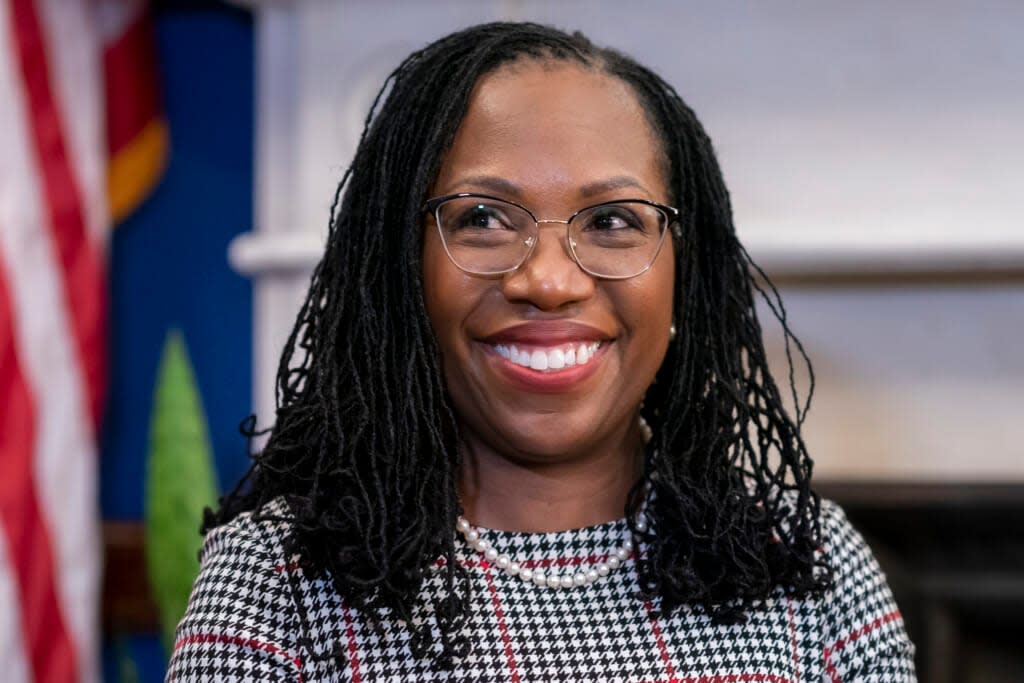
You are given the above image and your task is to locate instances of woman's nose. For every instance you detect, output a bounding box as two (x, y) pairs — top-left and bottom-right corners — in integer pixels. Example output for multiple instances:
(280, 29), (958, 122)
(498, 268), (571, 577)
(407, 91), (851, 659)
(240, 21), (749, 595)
(500, 224), (596, 310)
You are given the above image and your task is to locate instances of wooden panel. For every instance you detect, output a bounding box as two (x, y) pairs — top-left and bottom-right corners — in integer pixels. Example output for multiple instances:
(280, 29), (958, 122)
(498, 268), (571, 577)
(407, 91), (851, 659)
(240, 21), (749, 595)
(101, 521), (159, 634)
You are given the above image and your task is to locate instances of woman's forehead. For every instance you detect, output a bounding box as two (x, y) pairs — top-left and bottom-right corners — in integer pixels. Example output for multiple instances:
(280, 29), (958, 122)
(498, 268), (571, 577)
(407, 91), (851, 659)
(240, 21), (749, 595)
(431, 62), (668, 206)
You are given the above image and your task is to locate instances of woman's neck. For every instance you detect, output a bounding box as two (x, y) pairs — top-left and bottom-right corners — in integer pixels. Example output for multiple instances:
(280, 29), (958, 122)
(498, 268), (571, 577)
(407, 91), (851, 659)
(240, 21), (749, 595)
(457, 426), (644, 533)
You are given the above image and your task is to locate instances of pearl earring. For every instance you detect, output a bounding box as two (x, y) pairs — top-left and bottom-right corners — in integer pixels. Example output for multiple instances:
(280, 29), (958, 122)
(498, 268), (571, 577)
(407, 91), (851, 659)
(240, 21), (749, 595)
(669, 323), (677, 340)
(638, 414), (653, 444)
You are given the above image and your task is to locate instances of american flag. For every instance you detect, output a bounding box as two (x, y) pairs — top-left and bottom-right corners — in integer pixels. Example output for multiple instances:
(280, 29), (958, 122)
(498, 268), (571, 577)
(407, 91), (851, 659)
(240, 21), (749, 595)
(0, 1), (165, 680)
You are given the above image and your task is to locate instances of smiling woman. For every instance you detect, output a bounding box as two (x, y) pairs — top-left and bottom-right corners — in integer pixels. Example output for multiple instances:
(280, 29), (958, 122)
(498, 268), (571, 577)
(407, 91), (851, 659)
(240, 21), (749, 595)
(423, 62), (675, 496)
(167, 22), (916, 682)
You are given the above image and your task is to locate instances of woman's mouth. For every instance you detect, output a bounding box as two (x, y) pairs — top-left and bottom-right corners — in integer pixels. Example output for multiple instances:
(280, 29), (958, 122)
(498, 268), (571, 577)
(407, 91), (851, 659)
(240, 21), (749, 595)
(477, 321), (613, 391)
(482, 340), (610, 393)
(491, 341), (602, 372)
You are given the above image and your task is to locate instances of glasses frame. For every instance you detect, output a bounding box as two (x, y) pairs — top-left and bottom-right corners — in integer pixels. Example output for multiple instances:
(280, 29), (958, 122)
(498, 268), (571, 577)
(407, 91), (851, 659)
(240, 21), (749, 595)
(423, 192), (681, 280)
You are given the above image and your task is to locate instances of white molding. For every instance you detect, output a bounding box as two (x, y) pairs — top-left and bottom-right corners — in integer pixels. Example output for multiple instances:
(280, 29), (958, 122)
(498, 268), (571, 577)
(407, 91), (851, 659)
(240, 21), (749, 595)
(228, 227), (1024, 279)
(246, 4), (306, 434)
(228, 231), (324, 276)
(749, 246), (1024, 277)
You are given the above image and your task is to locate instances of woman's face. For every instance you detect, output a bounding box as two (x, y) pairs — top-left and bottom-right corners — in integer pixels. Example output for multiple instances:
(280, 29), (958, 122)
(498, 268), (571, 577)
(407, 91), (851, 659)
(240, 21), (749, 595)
(423, 61), (675, 463)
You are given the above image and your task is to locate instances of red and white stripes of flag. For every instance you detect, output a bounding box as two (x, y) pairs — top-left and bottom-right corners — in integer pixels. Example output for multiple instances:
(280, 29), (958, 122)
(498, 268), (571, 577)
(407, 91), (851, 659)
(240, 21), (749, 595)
(0, 1), (164, 681)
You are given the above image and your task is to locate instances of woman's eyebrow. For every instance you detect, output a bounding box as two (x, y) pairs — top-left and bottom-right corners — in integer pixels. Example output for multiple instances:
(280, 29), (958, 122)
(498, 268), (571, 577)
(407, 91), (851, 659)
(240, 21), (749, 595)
(447, 175), (522, 197)
(444, 175), (651, 199)
(578, 176), (650, 198)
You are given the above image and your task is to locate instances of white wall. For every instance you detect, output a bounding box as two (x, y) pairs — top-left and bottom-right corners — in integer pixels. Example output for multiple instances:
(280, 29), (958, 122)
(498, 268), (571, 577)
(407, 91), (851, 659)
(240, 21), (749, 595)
(761, 285), (1024, 481)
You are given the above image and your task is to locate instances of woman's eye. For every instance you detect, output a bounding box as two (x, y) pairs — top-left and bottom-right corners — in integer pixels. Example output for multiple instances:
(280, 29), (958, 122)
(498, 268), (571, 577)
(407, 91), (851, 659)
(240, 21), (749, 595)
(588, 207), (643, 231)
(456, 205), (508, 230)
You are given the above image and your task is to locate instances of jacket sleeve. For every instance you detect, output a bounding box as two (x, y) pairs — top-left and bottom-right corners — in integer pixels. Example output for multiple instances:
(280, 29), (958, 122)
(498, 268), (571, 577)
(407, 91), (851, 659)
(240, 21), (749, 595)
(819, 500), (917, 682)
(164, 512), (305, 683)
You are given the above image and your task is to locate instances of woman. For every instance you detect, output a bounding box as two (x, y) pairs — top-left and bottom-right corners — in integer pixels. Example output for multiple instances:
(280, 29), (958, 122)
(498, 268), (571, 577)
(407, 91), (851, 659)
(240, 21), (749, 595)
(168, 22), (916, 681)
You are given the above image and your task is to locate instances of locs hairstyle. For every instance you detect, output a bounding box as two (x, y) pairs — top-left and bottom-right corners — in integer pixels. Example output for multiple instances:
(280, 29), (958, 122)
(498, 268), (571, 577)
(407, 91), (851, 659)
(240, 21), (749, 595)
(208, 22), (831, 669)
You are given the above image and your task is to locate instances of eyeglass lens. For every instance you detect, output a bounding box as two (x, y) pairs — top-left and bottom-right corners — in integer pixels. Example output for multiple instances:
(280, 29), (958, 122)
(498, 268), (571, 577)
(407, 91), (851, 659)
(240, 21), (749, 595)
(434, 196), (668, 278)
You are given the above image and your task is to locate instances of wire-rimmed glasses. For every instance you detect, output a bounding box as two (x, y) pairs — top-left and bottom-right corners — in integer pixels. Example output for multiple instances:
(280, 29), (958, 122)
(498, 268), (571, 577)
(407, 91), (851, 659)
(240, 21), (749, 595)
(424, 193), (679, 280)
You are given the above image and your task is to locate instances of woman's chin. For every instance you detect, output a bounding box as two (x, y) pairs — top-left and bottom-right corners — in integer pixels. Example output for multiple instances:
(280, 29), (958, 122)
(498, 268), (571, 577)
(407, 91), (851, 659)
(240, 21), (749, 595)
(489, 422), (615, 465)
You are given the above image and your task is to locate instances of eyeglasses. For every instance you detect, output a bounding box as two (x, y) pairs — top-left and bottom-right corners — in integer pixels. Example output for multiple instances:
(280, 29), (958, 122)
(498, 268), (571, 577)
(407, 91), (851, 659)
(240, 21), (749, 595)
(424, 193), (679, 280)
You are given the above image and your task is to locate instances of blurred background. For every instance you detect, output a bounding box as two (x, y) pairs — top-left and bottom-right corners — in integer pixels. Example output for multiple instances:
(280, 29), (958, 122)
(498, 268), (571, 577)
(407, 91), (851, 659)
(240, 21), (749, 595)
(0, 0), (1021, 681)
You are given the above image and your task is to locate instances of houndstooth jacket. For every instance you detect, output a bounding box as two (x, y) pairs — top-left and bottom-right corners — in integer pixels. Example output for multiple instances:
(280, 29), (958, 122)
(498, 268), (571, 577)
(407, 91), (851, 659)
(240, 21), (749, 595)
(166, 497), (916, 682)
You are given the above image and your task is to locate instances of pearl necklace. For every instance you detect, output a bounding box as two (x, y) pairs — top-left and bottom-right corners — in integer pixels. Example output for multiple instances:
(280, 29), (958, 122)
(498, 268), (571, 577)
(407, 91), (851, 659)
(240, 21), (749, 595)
(456, 513), (648, 589)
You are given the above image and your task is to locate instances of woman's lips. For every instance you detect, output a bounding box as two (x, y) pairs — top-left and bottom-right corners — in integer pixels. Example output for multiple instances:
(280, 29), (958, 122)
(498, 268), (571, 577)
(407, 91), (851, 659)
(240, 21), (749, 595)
(482, 340), (610, 393)
(478, 321), (611, 346)
(476, 321), (615, 392)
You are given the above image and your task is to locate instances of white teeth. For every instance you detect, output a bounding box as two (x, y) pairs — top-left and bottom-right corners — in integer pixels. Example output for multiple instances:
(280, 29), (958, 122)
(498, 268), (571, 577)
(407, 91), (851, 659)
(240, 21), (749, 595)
(509, 345), (530, 367)
(493, 342), (601, 372)
(577, 343), (590, 364)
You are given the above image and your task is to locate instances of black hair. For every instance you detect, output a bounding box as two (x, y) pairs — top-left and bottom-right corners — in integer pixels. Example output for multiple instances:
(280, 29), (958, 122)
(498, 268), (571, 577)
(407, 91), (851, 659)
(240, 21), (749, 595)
(206, 21), (831, 670)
